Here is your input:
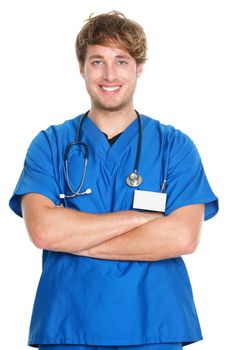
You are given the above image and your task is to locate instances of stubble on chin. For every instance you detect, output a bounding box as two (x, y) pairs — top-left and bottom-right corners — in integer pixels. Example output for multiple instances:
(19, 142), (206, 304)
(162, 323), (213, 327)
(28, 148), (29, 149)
(91, 96), (133, 113)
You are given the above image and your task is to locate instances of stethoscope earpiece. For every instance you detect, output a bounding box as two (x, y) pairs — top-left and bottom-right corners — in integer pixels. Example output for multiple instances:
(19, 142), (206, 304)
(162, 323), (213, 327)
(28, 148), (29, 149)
(59, 187), (92, 199)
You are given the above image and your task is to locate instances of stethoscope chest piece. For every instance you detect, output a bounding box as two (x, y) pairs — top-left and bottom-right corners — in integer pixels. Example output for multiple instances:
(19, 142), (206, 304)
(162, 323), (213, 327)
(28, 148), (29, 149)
(126, 172), (143, 188)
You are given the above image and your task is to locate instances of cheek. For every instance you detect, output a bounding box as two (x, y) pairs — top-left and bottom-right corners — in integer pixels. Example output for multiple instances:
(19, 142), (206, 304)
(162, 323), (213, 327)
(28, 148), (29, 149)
(85, 68), (101, 85)
(128, 66), (139, 79)
(127, 69), (138, 86)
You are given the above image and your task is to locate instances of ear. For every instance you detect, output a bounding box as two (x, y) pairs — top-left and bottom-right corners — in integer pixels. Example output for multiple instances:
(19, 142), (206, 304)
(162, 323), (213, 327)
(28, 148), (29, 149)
(79, 64), (85, 78)
(137, 63), (144, 78)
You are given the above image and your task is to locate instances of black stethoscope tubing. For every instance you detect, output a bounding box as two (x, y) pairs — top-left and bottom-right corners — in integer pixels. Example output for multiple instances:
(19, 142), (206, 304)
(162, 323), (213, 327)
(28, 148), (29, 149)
(60, 110), (143, 199)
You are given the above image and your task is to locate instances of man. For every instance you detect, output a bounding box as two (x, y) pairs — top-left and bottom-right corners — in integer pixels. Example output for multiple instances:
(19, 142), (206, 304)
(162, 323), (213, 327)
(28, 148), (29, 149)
(9, 11), (218, 350)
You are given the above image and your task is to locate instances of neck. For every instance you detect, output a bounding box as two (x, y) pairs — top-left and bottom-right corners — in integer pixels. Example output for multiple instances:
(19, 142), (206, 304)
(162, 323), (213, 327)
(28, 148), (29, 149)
(89, 106), (137, 138)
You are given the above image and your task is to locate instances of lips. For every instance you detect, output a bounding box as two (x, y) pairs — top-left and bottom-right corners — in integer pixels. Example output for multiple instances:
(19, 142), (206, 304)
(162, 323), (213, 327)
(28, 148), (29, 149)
(99, 85), (121, 94)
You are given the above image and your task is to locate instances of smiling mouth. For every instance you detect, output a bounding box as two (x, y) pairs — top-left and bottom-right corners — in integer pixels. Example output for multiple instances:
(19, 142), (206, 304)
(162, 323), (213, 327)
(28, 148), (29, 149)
(100, 85), (121, 93)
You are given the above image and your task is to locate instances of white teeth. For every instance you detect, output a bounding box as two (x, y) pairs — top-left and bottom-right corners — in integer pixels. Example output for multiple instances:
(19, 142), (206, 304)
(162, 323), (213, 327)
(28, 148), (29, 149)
(101, 86), (120, 92)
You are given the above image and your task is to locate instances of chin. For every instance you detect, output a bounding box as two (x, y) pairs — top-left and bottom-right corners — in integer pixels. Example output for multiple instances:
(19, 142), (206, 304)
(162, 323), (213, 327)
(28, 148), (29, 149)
(94, 100), (130, 112)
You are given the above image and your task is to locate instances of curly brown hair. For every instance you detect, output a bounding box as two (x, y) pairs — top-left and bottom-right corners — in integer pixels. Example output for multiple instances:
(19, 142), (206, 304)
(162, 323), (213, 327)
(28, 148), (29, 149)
(75, 11), (147, 66)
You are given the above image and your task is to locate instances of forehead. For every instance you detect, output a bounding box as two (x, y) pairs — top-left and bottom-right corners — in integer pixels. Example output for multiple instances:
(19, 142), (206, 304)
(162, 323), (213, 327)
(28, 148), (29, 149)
(85, 45), (134, 60)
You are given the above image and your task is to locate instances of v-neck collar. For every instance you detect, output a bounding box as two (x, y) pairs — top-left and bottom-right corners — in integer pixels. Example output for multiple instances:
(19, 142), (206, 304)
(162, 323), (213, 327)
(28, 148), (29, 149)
(80, 115), (142, 163)
(102, 132), (123, 146)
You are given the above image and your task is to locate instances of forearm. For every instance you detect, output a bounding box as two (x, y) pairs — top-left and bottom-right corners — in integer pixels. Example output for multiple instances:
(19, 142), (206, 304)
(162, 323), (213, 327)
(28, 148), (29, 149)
(75, 217), (181, 261)
(75, 205), (204, 261)
(39, 207), (149, 252)
(22, 193), (160, 253)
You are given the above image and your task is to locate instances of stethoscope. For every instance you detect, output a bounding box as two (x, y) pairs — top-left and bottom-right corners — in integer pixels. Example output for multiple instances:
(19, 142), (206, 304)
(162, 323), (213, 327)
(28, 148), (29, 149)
(60, 110), (144, 199)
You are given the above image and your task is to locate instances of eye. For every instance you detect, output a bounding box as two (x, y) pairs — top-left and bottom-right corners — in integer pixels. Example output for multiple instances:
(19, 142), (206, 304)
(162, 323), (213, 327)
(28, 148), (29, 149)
(118, 60), (127, 65)
(92, 60), (103, 65)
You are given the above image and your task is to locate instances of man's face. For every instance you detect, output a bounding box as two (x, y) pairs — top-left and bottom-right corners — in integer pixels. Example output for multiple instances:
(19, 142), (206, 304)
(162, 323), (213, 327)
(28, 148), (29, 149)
(80, 45), (143, 112)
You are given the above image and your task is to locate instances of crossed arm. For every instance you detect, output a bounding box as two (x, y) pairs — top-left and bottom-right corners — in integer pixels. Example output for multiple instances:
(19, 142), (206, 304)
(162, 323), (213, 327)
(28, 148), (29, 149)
(21, 193), (204, 261)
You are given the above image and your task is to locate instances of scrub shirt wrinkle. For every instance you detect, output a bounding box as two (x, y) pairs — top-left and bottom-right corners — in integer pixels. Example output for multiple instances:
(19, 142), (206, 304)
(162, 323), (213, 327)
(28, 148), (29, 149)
(9, 114), (218, 348)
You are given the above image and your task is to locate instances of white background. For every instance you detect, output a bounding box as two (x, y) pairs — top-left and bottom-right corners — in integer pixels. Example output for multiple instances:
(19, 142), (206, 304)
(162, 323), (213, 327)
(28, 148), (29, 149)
(0, 1), (232, 349)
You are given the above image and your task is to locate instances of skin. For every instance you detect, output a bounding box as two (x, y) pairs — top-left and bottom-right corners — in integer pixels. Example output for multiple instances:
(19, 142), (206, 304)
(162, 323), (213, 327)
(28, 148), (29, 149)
(79, 45), (143, 137)
(21, 44), (205, 261)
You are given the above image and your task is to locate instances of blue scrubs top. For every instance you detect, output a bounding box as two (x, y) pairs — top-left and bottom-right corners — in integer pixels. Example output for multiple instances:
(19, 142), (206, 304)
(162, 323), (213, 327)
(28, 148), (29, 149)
(9, 114), (218, 347)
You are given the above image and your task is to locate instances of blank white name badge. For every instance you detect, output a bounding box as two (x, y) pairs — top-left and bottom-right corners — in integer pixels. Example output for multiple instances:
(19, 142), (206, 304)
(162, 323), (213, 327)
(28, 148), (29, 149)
(133, 190), (167, 212)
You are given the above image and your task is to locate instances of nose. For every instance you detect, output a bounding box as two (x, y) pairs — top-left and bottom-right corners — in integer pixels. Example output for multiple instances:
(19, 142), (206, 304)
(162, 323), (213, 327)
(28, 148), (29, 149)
(102, 63), (117, 82)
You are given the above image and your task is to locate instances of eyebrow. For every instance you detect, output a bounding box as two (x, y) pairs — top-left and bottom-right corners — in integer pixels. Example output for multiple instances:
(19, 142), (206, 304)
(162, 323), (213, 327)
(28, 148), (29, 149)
(88, 54), (132, 60)
(116, 55), (131, 59)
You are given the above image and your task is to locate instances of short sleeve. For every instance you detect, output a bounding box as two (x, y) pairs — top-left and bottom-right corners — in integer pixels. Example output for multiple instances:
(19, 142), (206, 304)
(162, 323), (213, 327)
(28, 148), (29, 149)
(9, 131), (61, 217)
(164, 129), (218, 220)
